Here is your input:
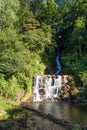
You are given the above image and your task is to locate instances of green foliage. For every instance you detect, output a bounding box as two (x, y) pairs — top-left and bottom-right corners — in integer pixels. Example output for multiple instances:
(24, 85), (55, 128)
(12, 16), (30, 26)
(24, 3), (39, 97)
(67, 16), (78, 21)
(0, 74), (8, 97)
(0, 74), (19, 100)
(20, 10), (55, 52)
(0, 0), (57, 100)
(7, 76), (20, 100)
(80, 71), (87, 87)
(36, 0), (68, 25)
(59, 0), (87, 92)
(20, 9), (56, 74)
(0, 0), (19, 30)
(0, 0), (87, 100)
(73, 123), (81, 130)
(30, 0), (44, 13)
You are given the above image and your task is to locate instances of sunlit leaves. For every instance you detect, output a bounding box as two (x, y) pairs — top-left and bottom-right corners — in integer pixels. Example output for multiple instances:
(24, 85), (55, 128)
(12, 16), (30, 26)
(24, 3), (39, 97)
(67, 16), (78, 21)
(0, 0), (19, 30)
(75, 17), (86, 29)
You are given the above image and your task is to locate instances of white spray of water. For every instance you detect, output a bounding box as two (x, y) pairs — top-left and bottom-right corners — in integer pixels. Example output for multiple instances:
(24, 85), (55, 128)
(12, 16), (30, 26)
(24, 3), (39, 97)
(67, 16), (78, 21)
(33, 75), (63, 102)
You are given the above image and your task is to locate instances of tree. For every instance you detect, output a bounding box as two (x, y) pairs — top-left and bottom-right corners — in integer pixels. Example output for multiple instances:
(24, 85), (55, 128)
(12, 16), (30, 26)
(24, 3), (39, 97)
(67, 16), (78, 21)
(0, 0), (19, 31)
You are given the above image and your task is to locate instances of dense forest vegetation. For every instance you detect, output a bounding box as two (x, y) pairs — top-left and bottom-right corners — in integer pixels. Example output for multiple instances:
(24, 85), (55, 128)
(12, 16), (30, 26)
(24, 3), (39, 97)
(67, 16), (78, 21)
(0, 0), (87, 100)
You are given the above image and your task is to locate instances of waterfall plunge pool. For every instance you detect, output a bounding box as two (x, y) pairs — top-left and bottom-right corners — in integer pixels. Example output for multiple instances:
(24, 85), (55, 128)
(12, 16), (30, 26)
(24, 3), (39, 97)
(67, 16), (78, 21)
(31, 102), (87, 126)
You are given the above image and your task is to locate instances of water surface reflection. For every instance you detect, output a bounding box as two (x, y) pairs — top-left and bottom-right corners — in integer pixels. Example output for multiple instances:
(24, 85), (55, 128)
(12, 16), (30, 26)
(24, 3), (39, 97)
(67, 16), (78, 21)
(32, 102), (87, 125)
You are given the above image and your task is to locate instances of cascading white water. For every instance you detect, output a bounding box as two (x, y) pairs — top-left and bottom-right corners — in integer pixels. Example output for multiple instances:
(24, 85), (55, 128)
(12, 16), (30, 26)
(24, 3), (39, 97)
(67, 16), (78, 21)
(33, 75), (43, 102)
(54, 75), (62, 98)
(33, 75), (64, 102)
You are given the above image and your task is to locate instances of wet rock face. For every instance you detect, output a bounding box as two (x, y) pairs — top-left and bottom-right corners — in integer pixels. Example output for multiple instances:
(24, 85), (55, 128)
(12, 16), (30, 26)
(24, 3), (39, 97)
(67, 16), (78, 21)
(39, 88), (46, 96)
(60, 85), (79, 102)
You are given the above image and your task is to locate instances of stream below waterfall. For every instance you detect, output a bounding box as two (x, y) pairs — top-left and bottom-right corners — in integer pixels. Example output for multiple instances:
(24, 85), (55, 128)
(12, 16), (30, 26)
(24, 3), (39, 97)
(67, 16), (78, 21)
(31, 102), (87, 126)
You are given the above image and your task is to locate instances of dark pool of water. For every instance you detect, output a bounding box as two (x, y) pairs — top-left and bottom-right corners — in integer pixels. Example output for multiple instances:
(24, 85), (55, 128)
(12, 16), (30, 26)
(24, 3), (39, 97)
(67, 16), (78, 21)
(31, 102), (87, 125)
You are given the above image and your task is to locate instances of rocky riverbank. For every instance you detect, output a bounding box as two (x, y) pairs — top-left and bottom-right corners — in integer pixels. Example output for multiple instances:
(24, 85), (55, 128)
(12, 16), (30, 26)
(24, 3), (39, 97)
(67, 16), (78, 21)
(23, 106), (87, 130)
(0, 106), (67, 130)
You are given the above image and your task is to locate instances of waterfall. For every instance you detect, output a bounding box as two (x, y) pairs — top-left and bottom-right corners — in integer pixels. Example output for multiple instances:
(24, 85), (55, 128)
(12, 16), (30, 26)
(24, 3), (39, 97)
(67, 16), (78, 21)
(55, 55), (61, 75)
(33, 75), (43, 102)
(33, 75), (62, 102)
(54, 75), (62, 97)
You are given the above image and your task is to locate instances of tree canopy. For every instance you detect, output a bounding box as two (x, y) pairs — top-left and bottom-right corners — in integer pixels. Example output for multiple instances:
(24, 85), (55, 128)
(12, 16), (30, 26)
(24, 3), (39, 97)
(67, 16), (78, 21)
(0, 0), (87, 100)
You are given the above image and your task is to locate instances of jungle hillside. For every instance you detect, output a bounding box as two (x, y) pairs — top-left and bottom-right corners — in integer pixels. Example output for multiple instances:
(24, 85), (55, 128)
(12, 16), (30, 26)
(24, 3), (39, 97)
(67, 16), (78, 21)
(0, 0), (87, 102)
